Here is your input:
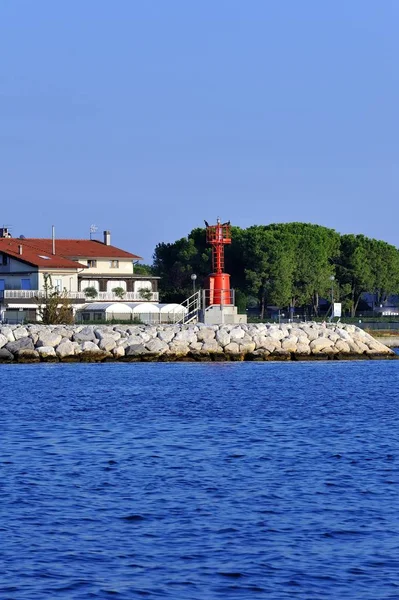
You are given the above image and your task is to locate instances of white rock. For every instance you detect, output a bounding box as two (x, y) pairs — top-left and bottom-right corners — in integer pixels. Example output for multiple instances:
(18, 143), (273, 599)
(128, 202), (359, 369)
(56, 340), (75, 358)
(37, 346), (56, 357)
(0, 327), (15, 342)
(197, 328), (216, 342)
(296, 343), (311, 354)
(215, 329), (230, 347)
(335, 340), (351, 353)
(240, 341), (256, 353)
(146, 338), (169, 353)
(113, 346), (125, 358)
(310, 337), (335, 352)
(174, 330), (197, 344)
(268, 328), (285, 341)
(157, 329), (175, 343)
(229, 327), (245, 342)
(99, 336), (117, 352)
(167, 342), (190, 355)
(36, 332), (62, 348)
(202, 340), (222, 353)
(81, 341), (101, 352)
(225, 342), (240, 353)
(13, 327), (28, 340)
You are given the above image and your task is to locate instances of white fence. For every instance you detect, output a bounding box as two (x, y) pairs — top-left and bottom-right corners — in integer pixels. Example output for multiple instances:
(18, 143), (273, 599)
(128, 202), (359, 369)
(1, 290), (159, 302)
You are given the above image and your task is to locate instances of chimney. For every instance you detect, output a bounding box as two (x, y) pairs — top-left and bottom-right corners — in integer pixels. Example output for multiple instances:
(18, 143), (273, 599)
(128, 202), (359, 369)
(52, 225), (56, 255)
(18, 244), (23, 255)
(0, 227), (11, 238)
(104, 230), (111, 246)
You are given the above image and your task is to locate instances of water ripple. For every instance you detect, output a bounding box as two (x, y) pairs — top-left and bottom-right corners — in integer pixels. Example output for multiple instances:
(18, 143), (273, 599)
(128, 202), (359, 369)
(1, 361), (399, 599)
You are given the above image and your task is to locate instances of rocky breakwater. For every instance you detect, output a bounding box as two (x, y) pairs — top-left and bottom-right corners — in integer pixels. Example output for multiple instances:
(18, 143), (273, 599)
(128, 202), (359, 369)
(0, 322), (395, 363)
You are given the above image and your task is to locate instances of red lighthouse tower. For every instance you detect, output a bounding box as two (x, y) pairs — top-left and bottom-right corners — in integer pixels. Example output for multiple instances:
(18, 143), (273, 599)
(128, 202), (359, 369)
(205, 217), (232, 305)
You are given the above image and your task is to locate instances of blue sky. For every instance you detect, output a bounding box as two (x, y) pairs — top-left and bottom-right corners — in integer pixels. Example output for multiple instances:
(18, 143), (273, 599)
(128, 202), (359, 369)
(1, 1), (398, 262)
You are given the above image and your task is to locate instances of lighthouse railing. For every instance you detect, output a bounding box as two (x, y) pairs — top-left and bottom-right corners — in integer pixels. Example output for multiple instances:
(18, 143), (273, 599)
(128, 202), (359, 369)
(175, 290), (201, 324)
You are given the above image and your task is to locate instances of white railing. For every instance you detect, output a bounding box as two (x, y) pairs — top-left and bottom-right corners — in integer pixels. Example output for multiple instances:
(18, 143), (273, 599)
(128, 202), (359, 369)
(0, 290), (159, 302)
(175, 291), (201, 324)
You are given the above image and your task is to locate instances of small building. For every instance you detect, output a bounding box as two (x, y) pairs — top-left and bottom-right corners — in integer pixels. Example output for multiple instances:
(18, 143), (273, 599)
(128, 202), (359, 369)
(76, 302), (187, 324)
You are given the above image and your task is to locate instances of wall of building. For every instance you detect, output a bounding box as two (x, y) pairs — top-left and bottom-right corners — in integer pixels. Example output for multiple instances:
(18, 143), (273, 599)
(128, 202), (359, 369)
(74, 258), (134, 275)
(0, 255), (37, 274)
(0, 272), (39, 290)
(38, 271), (79, 292)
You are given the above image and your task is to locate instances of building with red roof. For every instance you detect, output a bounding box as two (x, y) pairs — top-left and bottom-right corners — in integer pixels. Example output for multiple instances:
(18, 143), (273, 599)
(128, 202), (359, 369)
(0, 228), (159, 323)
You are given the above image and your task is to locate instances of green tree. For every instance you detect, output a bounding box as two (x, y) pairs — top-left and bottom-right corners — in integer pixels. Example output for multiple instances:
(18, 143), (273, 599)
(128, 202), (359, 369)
(336, 234), (375, 317)
(285, 223), (340, 316)
(37, 274), (74, 325)
(369, 239), (399, 305)
(153, 235), (209, 302)
(134, 263), (154, 275)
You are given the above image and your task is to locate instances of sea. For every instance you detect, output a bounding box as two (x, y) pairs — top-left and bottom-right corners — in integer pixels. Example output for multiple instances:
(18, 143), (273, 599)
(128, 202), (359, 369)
(1, 358), (399, 600)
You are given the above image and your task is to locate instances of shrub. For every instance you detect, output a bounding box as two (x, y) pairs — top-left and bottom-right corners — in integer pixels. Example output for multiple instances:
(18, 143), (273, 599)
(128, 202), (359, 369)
(83, 286), (98, 299)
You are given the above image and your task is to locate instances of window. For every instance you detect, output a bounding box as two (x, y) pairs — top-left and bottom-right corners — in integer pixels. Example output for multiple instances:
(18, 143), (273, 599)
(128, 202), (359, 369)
(21, 279), (31, 290)
(88, 260), (97, 268)
(1, 254), (7, 266)
(109, 260), (119, 269)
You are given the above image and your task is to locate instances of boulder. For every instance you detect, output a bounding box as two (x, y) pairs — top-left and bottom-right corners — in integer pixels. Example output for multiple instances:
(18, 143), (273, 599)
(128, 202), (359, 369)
(240, 341), (256, 353)
(73, 327), (97, 343)
(145, 338), (169, 354)
(174, 330), (197, 344)
(112, 346), (125, 358)
(310, 337), (335, 353)
(0, 327), (15, 342)
(81, 341), (101, 353)
(197, 327), (216, 342)
(157, 329), (175, 343)
(281, 336), (298, 352)
(17, 349), (39, 361)
(56, 340), (76, 358)
(268, 328), (285, 341)
(13, 327), (29, 340)
(37, 346), (57, 358)
(0, 334), (8, 349)
(224, 342), (240, 354)
(125, 343), (150, 356)
(0, 348), (14, 361)
(229, 327), (245, 342)
(167, 342), (190, 356)
(202, 340), (222, 353)
(335, 340), (351, 353)
(215, 329), (230, 347)
(98, 336), (117, 352)
(6, 337), (34, 354)
(36, 332), (62, 348)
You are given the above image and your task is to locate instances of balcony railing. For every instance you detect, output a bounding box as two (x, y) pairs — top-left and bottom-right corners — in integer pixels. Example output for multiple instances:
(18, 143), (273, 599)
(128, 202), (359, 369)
(0, 290), (159, 302)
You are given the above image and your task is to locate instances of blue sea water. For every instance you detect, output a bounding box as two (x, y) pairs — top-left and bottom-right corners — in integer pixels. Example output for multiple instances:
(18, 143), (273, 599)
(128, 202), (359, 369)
(1, 361), (399, 600)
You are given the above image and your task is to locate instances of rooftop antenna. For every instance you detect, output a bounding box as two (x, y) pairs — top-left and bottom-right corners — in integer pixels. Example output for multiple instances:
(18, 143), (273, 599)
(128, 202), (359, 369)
(90, 224), (98, 240)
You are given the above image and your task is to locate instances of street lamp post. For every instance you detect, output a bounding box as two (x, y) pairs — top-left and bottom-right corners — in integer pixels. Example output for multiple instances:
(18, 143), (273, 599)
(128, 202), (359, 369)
(329, 275), (335, 321)
(191, 273), (197, 294)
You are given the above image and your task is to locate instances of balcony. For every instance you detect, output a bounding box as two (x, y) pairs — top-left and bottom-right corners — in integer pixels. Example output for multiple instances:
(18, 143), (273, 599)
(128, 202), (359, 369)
(0, 290), (159, 302)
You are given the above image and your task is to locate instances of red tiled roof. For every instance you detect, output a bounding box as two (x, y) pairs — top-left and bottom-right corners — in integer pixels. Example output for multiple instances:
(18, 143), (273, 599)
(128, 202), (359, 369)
(0, 238), (86, 269)
(23, 239), (142, 260)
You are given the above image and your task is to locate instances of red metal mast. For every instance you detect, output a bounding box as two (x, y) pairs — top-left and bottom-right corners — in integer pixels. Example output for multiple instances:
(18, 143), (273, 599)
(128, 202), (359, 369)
(205, 217), (232, 305)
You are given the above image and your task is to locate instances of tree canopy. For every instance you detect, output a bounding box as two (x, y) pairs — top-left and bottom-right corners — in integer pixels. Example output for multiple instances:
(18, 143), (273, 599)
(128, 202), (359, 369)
(152, 223), (399, 315)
